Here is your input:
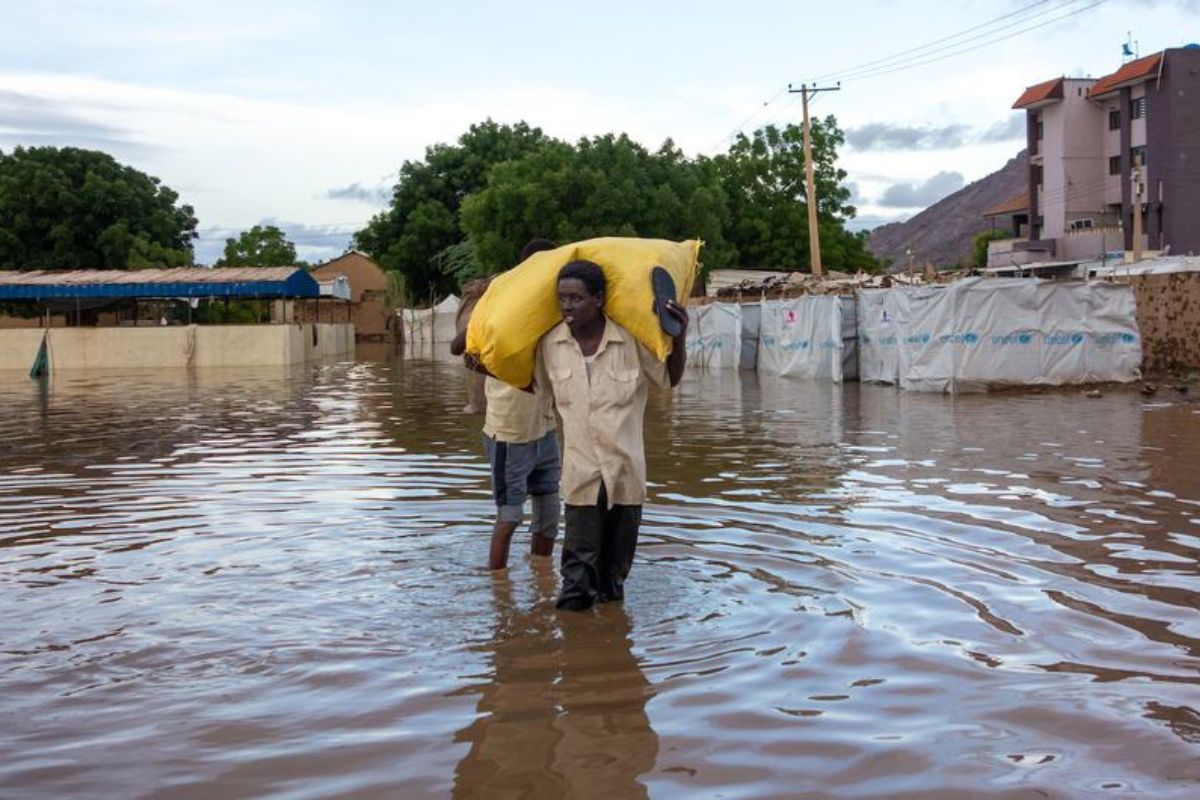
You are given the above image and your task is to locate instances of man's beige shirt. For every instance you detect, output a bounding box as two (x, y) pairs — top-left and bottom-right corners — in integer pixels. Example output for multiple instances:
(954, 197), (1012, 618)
(482, 377), (556, 443)
(535, 319), (669, 507)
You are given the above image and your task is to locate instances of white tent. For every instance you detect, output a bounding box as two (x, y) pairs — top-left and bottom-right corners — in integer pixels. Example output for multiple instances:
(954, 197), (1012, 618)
(685, 303), (743, 369)
(896, 278), (1141, 393)
(757, 296), (846, 382)
(400, 294), (460, 346)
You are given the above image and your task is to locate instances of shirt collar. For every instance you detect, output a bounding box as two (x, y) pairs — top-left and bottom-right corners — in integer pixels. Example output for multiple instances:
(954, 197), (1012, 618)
(552, 316), (624, 348)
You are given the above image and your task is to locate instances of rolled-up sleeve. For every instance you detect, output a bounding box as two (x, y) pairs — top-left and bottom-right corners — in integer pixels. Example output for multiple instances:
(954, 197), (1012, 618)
(637, 341), (670, 389)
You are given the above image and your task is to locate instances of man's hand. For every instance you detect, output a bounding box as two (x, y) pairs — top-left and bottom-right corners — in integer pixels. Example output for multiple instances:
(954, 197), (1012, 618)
(665, 300), (689, 387)
(665, 300), (689, 342)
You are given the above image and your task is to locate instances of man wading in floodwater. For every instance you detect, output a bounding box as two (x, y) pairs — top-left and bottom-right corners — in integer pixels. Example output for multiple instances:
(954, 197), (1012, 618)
(452, 239), (561, 570)
(534, 260), (688, 611)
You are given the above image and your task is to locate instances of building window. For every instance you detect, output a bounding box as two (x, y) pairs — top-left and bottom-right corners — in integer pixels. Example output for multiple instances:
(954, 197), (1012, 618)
(1109, 155), (1121, 175)
(1108, 109), (1121, 130)
(1035, 120), (1044, 140)
(1130, 145), (1147, 167)
(1034, 164), (1044, 186)
(1131, 96), (1146, 120)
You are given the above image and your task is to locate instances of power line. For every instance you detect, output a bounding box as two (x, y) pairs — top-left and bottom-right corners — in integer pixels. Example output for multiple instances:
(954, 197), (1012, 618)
(806, 0), (1070, 83)
(827, 1), (1107, 84)
(713, 0), (1106, 148)
(707, 86), (791, 153)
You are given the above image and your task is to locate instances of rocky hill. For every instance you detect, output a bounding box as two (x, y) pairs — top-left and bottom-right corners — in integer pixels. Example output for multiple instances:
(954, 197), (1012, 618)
(866, 151), (1027, 271)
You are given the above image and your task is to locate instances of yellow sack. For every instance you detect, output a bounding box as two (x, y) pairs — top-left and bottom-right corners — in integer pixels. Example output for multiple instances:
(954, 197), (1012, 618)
(466, 237), (701, 388)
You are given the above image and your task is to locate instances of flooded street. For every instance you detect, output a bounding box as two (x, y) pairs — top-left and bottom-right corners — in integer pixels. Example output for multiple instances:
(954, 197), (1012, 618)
(2, 350), (1199, 799)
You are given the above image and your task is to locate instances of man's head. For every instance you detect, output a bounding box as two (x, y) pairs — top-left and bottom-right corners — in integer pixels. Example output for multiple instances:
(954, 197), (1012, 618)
(520, 238), (557, 262)
(556, 260), (606, 332)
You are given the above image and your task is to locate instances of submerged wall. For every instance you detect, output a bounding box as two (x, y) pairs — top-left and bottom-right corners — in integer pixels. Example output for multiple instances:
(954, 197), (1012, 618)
(0, 324), (355, 372)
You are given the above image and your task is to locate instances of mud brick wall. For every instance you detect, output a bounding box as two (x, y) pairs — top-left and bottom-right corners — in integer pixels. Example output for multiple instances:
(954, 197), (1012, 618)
(1129, 272), (1200, 373)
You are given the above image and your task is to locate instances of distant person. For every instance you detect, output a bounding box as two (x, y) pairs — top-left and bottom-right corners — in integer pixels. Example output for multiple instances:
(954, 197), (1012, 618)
(451, 238), (562, 570)
(533, 260), (688, 611)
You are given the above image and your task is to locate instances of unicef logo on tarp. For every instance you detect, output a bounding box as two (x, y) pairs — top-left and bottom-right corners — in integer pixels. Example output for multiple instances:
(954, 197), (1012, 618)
(939, 331), (980, 345)
(1044, 332), (1085, 346)
(1093, 332), (1138, 350)
(991, 332), (1035, 346)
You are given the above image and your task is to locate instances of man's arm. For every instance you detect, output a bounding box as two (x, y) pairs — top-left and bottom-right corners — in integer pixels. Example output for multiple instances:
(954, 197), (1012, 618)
(449, 329), (467, 356)
(664, 300), (689, 387)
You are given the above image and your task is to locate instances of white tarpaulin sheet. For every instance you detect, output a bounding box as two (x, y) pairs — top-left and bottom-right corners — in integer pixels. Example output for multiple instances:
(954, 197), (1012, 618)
(685, 302), (742, 369)
(858, 287), (916, 384)
(400, 294), (460, 345)
(758, 296), (845, 382)
(895, 278), (1141, 393)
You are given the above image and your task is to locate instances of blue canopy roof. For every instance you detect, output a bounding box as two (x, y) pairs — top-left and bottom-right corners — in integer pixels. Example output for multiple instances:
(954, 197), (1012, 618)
(0, 267), (321, 301)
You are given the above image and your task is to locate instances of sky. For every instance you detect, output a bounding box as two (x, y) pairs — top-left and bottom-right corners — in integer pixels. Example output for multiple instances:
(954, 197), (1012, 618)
(1, 0), (1197, 264)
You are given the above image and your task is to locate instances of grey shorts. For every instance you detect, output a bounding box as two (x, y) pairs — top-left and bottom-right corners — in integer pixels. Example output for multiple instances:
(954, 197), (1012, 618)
(483, 430), (561, 529)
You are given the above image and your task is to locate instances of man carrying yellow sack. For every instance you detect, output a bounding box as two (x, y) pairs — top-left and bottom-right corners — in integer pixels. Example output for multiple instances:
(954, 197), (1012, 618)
(534, 260), (688, 611)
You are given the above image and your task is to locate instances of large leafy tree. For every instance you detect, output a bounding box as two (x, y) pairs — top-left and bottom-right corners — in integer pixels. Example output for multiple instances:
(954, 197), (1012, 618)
(0, 146), (197, 269)
(717, 118), (877, 272)
(460, 135), (733, 278)
(216, 224), (298, 267)
(354, 120), (550, 300)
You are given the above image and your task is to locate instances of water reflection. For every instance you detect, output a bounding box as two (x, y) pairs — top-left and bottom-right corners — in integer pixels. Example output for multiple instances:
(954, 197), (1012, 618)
(454, 567), (657, 799)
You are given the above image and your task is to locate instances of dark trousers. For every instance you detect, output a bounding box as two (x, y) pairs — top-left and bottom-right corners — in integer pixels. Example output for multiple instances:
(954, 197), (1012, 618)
(556, 485), (642, 611)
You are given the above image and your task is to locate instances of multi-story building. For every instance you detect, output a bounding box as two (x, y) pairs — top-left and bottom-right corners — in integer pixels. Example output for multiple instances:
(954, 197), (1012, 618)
(1000, 46), (1200, 263)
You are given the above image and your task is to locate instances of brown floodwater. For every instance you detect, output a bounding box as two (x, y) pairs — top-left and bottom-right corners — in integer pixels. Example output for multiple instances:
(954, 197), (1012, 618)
(2, 347), (1199, 799)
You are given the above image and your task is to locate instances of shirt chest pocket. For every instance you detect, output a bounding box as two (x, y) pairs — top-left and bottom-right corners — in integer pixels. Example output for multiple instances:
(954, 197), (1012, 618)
(595, 367), (641, 409)
(549, 367), (575, 407)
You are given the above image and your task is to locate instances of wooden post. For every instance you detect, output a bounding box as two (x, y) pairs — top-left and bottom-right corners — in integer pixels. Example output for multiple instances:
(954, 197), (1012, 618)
(801, 85), (822, 277)
(788, 83), (839, 277)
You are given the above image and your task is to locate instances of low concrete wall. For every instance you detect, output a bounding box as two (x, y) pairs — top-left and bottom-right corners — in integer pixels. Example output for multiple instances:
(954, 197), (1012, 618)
(0, 323), (355, 372)
(1127, 272), (1200, 373)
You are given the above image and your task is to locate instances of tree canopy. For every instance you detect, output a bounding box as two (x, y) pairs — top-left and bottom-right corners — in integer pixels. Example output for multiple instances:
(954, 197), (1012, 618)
(216, 224), (298, 267)
(460, 135), (733, 278)
(357, 117), (877, 300)
(0, 146), (197, 270)
(354, 120), (550, 300)
(715, 119), (876, 272)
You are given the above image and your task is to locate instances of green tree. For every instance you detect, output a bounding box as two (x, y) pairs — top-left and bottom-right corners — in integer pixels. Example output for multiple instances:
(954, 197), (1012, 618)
(972, 228), (1013, 268)
(716, 118), (877, 272)
(0, 146), (197, 269)
(216, 224), (297, 267)
(460, 135), (734, 278)
(354, 120), (550, 300)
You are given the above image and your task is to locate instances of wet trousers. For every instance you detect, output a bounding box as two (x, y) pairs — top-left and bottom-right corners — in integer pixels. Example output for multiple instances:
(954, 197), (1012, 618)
(556, 484), (642, 611)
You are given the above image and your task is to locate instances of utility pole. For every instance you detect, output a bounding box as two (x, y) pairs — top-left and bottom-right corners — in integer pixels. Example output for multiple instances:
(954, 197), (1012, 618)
(1131, 155), (1144, 263)
(788, 83), (840, 277)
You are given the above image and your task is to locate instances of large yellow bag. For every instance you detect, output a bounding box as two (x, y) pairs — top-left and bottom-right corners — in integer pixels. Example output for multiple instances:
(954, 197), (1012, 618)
(466, 237), (701, 388)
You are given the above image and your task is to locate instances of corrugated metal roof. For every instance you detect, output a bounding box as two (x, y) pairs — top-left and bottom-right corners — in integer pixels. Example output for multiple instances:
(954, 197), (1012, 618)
(0, 267), (320, 300)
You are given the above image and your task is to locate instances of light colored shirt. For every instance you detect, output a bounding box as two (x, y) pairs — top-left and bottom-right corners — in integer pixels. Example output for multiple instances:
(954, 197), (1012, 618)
(535, 319), (669, 507)
(482, 377), (556, 444)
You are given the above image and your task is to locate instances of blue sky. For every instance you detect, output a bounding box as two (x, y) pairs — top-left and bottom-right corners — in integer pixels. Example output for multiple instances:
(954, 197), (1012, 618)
(1, 0), (1197, 264)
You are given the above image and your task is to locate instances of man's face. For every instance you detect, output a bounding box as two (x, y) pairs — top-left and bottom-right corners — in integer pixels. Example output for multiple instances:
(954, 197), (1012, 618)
(557, 277), (603, 332)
